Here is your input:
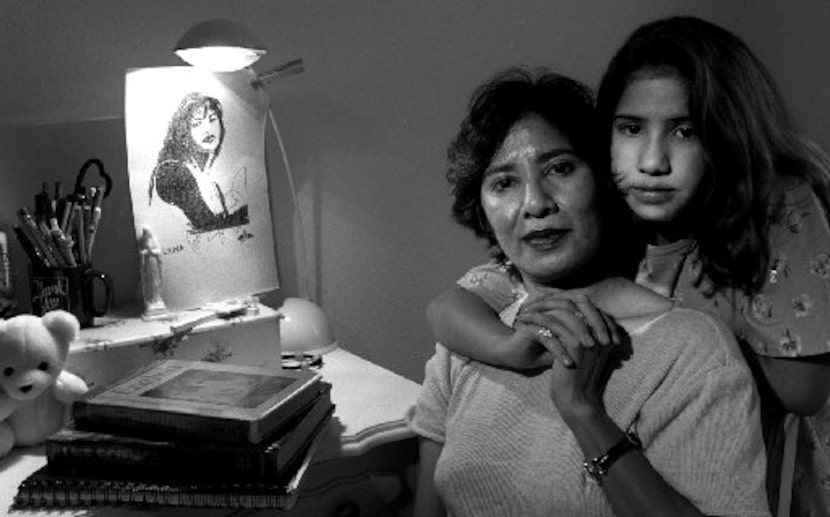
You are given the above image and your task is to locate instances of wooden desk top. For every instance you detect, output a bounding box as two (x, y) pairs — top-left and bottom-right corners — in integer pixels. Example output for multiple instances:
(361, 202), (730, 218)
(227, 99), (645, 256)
(0, 347), (421, 516)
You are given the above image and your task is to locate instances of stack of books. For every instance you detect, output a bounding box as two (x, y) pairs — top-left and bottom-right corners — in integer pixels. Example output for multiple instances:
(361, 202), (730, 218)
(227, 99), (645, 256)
(14, 359), (334, 510)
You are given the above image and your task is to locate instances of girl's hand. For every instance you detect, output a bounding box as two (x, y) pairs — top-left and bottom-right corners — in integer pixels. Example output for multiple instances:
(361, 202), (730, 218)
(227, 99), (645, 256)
(498, 325), (557, 370)
(515, 293), (623, 368)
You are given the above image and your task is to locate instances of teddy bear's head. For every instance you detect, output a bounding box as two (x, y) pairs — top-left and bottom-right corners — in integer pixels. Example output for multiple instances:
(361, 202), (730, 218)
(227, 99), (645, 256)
(0, 311), (79, 402)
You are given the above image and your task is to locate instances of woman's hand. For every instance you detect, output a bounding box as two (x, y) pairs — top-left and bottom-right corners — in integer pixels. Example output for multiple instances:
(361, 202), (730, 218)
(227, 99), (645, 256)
(546, 337), (618, 415)
(515, 292), (623, 368)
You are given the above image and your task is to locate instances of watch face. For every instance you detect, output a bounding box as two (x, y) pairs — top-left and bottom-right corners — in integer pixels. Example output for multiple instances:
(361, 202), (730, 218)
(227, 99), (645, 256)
(584, 431), (641, 484)
(583, 460), (605, 483)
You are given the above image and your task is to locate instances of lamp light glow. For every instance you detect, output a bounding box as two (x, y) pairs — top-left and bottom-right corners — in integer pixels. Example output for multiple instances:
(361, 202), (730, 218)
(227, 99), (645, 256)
(175, 19), (331, 355)
(174, 19), (267, 72)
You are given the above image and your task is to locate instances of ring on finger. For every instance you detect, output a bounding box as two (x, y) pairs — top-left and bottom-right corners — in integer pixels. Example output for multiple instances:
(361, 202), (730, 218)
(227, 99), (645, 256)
(573, 310), (588, 324)
(538, 327), (554, 339)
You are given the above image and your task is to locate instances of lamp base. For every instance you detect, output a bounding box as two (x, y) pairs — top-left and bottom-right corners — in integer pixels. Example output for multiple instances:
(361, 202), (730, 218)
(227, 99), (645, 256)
(277, 297), (338, 355)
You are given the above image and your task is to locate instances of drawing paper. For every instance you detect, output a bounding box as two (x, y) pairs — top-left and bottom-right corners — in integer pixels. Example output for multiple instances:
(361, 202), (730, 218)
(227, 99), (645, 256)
(125, 67), (278, 310)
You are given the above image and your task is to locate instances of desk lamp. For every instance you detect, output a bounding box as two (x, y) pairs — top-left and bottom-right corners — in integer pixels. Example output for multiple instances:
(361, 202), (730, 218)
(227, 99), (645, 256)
(175, 19), (337, 355)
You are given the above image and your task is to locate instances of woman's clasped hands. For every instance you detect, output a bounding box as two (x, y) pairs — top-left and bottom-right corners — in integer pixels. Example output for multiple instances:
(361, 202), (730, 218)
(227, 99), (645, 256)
(512, 291), (623, 371)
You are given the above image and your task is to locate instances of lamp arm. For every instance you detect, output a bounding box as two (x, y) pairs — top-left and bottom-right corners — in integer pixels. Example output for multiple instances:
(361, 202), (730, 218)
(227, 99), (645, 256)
(268, 108), (313, 302)
(253, 58), (305, 87)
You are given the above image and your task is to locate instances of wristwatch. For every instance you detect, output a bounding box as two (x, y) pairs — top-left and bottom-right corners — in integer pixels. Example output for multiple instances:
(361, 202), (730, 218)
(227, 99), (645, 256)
(583, 430), (641, 484)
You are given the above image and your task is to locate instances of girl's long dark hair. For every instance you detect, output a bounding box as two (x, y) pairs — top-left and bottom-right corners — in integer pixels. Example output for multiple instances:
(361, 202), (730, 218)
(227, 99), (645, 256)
(597, 16), (830, 295)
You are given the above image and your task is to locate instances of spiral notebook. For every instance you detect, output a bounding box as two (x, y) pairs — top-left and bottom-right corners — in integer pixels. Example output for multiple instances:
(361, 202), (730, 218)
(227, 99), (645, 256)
(13, 415), (327, 510)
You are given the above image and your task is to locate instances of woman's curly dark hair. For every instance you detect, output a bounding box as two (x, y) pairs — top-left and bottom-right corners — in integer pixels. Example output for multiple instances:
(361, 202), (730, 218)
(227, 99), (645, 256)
(446, 67), (631, 271)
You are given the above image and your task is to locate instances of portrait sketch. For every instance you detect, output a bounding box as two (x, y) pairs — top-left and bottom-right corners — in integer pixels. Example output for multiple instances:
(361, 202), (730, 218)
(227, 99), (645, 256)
(148, 92), (249, 232)
(126, 67), (279, 310)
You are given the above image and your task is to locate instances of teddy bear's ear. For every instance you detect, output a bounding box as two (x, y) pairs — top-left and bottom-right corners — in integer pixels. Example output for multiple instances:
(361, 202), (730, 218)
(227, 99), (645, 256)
(42, 310), (81, 344)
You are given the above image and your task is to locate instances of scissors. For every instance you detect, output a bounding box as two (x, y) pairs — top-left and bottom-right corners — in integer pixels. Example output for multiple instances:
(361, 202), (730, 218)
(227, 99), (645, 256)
(72, 158), (113, 201)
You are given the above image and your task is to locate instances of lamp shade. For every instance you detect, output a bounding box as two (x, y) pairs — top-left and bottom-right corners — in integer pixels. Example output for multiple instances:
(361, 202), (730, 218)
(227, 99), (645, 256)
(278, 297), (338, 354)
(174, 19), (267, 72)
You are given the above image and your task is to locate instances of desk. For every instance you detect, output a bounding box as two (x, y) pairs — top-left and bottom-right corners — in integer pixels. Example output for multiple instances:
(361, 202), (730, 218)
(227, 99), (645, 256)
(0, 348), (422, 516)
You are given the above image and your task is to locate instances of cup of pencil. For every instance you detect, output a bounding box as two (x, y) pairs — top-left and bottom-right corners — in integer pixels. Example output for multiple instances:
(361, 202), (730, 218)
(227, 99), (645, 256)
(16, 180), (114, 327)
(28, 264), (113, 328)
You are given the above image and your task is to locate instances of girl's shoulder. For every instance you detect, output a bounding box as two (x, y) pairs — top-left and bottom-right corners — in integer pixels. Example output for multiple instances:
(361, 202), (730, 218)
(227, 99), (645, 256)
(766, 179), (830, 251)
(768, 177), (827, 216)
(741, 179), (830, 358)
(583, 276), (675, 329)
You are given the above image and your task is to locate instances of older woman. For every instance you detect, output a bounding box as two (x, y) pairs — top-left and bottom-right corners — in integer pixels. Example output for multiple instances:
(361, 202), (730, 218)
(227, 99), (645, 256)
(408, 68), (770, 516)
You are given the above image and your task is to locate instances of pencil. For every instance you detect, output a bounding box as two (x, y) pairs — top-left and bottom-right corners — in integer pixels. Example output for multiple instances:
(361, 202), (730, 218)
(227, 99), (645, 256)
(18, 208), (58, 267)
(13, 225), (46, 267)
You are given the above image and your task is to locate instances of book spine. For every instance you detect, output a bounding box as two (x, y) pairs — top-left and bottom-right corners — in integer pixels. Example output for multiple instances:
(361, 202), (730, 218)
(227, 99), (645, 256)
(16, 413), (330, 511)
(72, 377), (325, 444)
(13, 478), (299, 509)
(71, 402), (254, 444)
(252, 377), (326, 442)
(50, 396), (333, 478)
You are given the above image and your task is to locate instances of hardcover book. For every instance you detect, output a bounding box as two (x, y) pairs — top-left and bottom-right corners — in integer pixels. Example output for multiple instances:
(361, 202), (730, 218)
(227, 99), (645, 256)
(48, 385), (334, 479)
(72, 359), (322, 444)
(14, 415), (328, 510)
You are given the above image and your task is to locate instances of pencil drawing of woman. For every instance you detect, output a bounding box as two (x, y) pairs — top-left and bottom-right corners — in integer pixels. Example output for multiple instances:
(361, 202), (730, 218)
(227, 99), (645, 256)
(148, 92), (249, 232)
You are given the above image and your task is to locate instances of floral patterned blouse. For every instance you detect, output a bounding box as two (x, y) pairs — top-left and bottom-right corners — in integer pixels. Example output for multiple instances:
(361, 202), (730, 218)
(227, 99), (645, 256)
(458, 181), (830, 516)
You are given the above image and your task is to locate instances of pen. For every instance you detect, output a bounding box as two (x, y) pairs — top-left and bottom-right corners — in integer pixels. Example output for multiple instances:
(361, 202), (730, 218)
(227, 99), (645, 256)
(92, 185), (105, 210)
(82, 202), (92, 260)
(86, 204), (101, 259)
(62, 197), (77, 236)
(53, 181), (62, 212)
(57, 197), (70, 233)
(36, 183), (51, 225)
(74, 205), (87, 265)
(170, 303), (248, 334)
(86, 185), (105, 259)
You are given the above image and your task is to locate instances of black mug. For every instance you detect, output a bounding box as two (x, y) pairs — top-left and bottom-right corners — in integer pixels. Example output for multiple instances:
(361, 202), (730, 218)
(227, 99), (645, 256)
(29, 264), (114, 328)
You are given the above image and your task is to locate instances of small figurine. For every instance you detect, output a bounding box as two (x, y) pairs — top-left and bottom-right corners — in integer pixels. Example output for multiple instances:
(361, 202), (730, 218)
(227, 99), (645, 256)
(138, 226), (168, 320)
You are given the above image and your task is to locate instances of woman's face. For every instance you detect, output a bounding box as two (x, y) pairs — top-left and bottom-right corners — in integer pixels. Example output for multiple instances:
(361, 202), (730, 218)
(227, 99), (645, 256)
(610, 72), (707, 233)
(480, 114), (602, 289)
(190, 105), (222, 153)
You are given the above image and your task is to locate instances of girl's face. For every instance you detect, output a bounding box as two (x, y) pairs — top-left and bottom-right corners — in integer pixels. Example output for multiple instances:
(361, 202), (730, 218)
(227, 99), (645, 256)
(610, 72), (707, 238)
(480, 114), (602, 289)
(190, 106), (222, 153)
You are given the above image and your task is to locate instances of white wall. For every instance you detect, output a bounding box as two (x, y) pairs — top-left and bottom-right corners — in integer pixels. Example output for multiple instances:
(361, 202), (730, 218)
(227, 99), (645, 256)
(8, 1), (818, 382)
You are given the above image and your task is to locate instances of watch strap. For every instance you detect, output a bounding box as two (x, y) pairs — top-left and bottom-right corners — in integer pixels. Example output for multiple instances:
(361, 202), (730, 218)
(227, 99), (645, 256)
(583, 430), (641, 484)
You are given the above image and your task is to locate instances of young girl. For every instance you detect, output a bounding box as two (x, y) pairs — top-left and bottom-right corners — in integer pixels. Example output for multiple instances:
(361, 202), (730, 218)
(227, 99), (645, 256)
(428, 16), (830, 515)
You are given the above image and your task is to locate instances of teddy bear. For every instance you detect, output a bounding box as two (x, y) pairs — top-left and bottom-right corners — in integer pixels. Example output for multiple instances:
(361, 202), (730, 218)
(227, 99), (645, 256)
(0, 310), (89, 458)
